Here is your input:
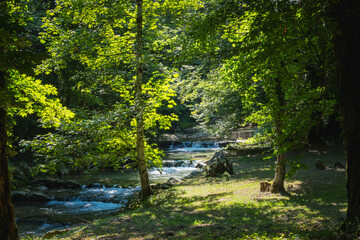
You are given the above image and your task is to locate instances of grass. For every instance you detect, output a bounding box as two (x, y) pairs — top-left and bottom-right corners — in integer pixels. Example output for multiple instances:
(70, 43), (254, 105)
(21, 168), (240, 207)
(28, 145), (348, 240)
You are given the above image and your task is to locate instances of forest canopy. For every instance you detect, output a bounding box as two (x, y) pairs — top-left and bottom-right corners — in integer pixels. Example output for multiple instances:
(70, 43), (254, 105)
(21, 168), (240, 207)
(1, 0), (360, 239)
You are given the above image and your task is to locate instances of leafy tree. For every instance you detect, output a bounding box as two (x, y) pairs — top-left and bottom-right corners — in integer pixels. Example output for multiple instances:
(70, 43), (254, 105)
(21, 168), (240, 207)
(29, 0), (207, 199)
(135, 0), (153, 198)
(22, 106), (162, 176)
(177, 65), (246, 136)
(0, 1), (73, 239)
(180, 0), (336, 192)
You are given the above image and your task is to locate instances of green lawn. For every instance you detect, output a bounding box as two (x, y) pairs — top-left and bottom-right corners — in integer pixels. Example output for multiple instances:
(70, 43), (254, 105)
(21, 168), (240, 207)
(34, 146), (347, 239)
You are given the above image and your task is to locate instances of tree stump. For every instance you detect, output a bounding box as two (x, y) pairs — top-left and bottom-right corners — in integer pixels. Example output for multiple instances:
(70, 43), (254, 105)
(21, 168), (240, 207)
(260, 182), (271, 192)
(316, 160), (326, 170)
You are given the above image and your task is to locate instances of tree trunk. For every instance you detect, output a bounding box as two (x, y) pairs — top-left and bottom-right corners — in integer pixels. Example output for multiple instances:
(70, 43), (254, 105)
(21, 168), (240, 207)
(271, 153), (286, 193)
(333, 0), (360, 221)
(271, 77), (286, 193)
(0, 71), (19, 240)
(135, 0), (153, 200)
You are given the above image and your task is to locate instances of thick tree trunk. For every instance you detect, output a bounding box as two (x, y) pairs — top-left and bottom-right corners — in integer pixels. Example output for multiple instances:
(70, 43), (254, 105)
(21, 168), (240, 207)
(333, 0), (360, 221)
(0, 72), (19, 240)
(271, 153), (286, 193)
(135, 0), (153, 200)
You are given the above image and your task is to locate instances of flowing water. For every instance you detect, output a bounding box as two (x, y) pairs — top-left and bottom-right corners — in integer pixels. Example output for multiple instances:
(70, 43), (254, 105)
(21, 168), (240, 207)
(15, 141), (221, 236)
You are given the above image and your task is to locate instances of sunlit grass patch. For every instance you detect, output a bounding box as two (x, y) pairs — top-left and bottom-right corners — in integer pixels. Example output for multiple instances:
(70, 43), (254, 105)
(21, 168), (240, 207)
(35, 146), (347, 240)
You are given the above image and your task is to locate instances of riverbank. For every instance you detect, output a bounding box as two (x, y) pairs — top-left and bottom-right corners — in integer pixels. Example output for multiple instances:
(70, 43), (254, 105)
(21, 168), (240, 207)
(25, 145), (348, 239)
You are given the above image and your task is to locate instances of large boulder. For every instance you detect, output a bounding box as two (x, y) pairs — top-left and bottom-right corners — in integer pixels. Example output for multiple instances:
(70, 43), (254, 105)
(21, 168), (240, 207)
(11, 191), (51, 203)
(31, 185), (49, 194)
(32, 179), (82, 189)
(151, 183), (172, 190)
(151, 177), (181, 190)
(86, 183), (105, 188)
(195, 163), (204, 169)
(166, 177), (180, 185)
(182, 170), (201, 180)
(205, 150), (233, 177)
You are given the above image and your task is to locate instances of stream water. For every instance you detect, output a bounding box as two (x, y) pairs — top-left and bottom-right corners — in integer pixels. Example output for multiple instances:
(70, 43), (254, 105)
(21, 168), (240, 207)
(16, 141), (221, 236)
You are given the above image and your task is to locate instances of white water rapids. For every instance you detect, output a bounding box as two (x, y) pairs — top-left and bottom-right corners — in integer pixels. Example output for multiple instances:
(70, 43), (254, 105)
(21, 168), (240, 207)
(16, 141), (221, 236)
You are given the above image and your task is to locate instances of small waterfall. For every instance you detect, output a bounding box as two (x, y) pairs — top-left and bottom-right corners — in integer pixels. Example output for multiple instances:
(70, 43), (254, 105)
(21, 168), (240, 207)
(168, 141), (220, 151)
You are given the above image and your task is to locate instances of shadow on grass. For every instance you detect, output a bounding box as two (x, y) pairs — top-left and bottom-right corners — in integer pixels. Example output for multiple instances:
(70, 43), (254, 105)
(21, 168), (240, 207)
(87, 186), (344, 239)
(79, 147), (346, 240)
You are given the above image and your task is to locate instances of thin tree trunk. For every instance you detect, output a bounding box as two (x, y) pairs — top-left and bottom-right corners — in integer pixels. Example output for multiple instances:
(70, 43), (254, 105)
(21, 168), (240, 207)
(333, 0), (360, 221)
(271, 121), (286, 193)
(271, 77), (286, 193)
(135, 0), (153, 200)
(0, 71), (19, 240)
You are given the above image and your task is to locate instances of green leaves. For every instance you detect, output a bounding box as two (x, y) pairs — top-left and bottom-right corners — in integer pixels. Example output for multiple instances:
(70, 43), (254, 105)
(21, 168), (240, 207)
(177, 65), (245, 136)
(7, 70), (74, 127)
(0, 0), (74, 127)
(176, 0), (337, 183)
(24, 0), (193, 175)
(22, 104), (165, 175)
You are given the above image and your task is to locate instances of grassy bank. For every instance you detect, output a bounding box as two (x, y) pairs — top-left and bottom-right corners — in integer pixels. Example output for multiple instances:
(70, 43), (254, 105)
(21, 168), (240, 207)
(29, 146), (347, 239)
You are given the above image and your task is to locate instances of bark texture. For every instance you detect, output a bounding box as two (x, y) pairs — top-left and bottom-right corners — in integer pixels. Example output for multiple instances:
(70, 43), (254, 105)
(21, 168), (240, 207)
(333, 0), (360, 221)
(0, 71), (19, 240)
(135, 0), (153, 200)
(271, 153), (286, 193)
(271, 77), (286, 193)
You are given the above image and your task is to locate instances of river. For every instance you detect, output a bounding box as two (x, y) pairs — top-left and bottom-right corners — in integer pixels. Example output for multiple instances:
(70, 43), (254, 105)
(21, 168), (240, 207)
(15, 141), (221, 237)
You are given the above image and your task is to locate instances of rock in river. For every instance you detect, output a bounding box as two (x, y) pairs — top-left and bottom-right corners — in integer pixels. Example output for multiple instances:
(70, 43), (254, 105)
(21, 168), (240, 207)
(11, 191), (51, 203)
(32, 179), (82, 189)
